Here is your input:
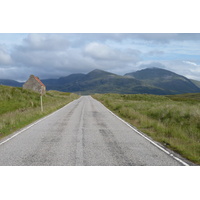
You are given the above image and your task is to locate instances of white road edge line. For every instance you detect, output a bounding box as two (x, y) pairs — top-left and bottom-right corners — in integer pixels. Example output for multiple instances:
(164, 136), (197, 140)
(93, 97), (190, 166)
(0, 98), (79, 147)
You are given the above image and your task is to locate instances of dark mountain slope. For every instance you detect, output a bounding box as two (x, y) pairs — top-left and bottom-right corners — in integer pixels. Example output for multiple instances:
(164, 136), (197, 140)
(83, 69), (117, 80)
(125, 67), (177, 80)
(50, 69), (179, 94)
(43, 69), (145, 94)
(42, 73), (85, 91)
(190, 79), (200, 88)
(58, 73), (85, 84)
(0, 79), (23, 87)
(125, 68), (200, 94)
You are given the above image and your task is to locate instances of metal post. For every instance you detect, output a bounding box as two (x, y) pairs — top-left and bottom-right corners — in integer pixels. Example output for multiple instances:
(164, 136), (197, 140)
(40, 95), (43, 112)
(40, 89), (43, 112)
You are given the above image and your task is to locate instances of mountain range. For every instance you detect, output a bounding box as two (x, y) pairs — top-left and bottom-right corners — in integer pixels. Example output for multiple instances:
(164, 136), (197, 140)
(1, 67), (200, 95)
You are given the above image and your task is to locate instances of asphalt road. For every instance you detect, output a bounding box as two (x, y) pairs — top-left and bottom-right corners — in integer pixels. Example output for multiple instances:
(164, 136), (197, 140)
(0, 96), (189, 166)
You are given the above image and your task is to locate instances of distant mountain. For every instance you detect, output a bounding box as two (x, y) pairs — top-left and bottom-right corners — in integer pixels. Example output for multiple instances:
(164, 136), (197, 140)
(1, 68), (200, 95)
(190, 79), (200, 88)
(0, 79), (23, 87)
(83, 69), (116, 80)
(42, 73), (85, 91)
(125, 67), (177, 80)
(43, 69), (148, 94)
(125, 68), (200, 94)
(41, 68), (200, 94)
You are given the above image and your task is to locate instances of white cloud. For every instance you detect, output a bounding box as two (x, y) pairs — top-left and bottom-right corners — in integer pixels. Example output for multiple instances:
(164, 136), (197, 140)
(0, 45), (12, 65)
(84, 42), (117, 60)
(84, 42), (141, 62)
(183, 61), (199, 66)
(1, 33), (200, 81)
(19, 33), (69, 51)
(82, 42), (142, 74)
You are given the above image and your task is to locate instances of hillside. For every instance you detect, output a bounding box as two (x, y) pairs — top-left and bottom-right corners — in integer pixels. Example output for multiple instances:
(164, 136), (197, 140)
(125, 68), (200, 94)
(0, 79), (23, 87)
(0, 85), (79, 138)
(43, 69), (169, 94)
(190, 79), (200, 88)
(42, 68), (200, 94)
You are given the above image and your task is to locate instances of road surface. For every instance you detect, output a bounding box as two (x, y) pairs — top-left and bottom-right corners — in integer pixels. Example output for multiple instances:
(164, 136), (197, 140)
(0, 96), (189, 166)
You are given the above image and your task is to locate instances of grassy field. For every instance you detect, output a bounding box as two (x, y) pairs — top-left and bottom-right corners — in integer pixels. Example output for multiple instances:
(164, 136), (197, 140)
(93, 93), (200, 165)
(0, 85), (79, 139)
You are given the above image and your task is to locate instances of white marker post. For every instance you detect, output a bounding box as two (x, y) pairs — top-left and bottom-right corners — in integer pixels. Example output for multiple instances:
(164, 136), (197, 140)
(40, 89), (43, 112)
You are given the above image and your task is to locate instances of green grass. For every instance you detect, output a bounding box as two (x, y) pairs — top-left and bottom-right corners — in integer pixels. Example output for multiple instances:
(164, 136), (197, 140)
(92, 93), (200, 165)
(0, 85), (79, 139)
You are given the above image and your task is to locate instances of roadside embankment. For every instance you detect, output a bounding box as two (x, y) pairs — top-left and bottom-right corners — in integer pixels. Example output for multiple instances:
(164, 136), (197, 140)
(0, 85), (79, 139)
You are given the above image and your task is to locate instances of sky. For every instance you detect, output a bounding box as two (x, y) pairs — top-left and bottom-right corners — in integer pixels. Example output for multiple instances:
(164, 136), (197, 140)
(1, 1), (200, 199)
(0, 33), (200, 81)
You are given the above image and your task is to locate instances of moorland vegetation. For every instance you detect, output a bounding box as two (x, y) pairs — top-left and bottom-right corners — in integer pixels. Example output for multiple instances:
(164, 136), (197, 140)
(93, 93), (200, 165)
(0, 85), (79, 139)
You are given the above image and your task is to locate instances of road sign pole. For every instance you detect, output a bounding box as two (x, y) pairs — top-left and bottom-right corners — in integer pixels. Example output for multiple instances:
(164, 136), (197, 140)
(40, 95), (43, 112)
(40, 89), (43, 112)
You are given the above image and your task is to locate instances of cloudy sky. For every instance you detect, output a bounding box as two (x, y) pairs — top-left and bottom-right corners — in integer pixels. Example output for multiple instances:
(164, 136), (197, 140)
(0, 33), (200, 81)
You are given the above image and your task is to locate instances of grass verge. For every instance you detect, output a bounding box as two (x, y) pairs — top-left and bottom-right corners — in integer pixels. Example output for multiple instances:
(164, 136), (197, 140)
(92, 93), (200, 165)
(0, 85), (79, 139)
